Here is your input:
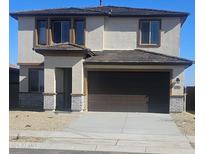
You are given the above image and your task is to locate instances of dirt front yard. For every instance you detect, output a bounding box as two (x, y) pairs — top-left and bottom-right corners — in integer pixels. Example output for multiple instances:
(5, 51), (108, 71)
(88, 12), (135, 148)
(171, 112), (195, 136)
(10, 111), (80, 131)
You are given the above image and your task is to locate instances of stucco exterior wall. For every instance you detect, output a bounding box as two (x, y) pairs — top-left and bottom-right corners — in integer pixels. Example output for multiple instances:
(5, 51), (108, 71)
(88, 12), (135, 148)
(102, 17), (181, 56)
(171, 67), (185, 96)
(104, 17), (137, 50)
(86, 16), (104, 51)
(44, 56), (84, 94)
(18, 16), (181, 63)
(18, 17), (44, 64)
(136, 17), (181, 56)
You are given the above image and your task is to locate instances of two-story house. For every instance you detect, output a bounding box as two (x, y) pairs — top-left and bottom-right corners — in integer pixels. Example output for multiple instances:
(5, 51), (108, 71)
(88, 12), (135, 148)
(10, 6), (192, 113)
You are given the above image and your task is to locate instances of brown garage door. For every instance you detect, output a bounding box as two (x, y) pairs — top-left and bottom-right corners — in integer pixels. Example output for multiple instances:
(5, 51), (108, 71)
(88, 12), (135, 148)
(88, 71), (170, 113)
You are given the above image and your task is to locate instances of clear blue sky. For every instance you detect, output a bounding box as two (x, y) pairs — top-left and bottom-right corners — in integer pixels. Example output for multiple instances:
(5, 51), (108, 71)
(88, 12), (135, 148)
(9, 0), (195, 86)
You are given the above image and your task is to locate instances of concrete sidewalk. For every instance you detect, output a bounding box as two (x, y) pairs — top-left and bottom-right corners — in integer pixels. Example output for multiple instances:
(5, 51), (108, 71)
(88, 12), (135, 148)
(10, 130), (194, 154)
(10, 130), (191, 142)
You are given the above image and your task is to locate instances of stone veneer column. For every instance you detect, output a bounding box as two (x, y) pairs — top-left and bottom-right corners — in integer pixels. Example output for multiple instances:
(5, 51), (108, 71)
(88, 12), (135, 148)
(71, 94), (84, 111)
(170, 96), (185, 112)
(43, 93), (56, 110)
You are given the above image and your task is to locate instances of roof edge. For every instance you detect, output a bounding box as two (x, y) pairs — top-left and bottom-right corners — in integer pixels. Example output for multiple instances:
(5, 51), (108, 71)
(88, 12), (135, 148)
(85, 49), (193, 67)
(84, 61), (193, 66)
(10, 6), (189, 21)
(135, 49), (194, 64)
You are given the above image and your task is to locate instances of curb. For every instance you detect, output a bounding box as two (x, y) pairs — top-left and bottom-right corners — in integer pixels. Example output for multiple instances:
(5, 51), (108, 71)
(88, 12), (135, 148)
(9, 141), (195, 154)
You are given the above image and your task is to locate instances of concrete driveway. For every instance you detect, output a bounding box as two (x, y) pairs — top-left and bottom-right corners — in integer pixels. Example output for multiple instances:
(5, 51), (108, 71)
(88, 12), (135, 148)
(65, 112), (181, 135)
(62, 112), (194, 154)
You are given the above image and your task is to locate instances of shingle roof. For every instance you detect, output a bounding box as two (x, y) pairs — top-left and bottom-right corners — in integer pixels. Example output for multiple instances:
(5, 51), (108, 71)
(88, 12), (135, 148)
(34, 43), (89, 51)
(86, 6), (189, 17)
(10, 7), (105, 18)
(84, 49), (193, 66)
(34, 43), (95, 56)
(10, 6), (189, 24)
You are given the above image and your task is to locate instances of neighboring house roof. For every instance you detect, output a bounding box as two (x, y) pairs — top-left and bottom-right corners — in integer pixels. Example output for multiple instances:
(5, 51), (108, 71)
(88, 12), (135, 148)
(9, 64), (19, 82)
(34, 43), (95, 56)
(9, 64), (19, 69)
(10, 6), (189, 24)
(84, 49), (193, 66)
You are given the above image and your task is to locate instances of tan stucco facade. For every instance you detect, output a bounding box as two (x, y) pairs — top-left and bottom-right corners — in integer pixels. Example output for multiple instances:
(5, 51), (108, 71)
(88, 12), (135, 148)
(136, 17), (181, 56)
(18, 17), (44, 64)
(18, 16), (181, 64)
(17, 15), (188, 112)
(86, 17), (181, 56)
(86, 16), (104, 51)
(43, 56), (84, 110)
(44, 56), (84, 94)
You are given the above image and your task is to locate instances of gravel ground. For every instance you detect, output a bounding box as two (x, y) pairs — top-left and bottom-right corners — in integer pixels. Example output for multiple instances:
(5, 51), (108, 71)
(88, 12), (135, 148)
(9, 111), (80, 131)
(171, 112), (195, 136)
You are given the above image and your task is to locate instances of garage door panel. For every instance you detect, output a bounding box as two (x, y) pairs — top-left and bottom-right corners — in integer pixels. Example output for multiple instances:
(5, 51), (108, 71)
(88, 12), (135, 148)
(88, 71), (170, 113)
(89, 94), (148, 112)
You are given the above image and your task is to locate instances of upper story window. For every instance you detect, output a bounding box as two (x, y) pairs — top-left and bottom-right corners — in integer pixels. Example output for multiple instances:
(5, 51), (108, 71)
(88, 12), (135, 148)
(139, 20), (161, 46)
(51, 20), (71, 44)
(36, 18), (85, 46)
(37, 20), (47, 45)
(74, 20), (85, 45)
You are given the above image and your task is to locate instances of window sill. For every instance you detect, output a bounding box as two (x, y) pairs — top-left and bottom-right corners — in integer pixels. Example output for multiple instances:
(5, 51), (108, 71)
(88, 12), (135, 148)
(137, 44), (160, 48)
(35, 43), (85, 47)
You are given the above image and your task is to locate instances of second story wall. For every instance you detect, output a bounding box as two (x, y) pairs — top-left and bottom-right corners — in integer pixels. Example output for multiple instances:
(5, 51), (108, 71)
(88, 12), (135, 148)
(86, 16), (104, 51)
(17, 15), (182, 64)
(104, 17), (181, 56)
(18, 17), (44, 64)
(104, 17), (137, 50)
(136, 17), (181, 56)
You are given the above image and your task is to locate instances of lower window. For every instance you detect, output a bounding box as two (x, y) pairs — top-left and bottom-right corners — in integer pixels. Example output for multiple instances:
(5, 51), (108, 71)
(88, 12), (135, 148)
(29, 69), (44, 92)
